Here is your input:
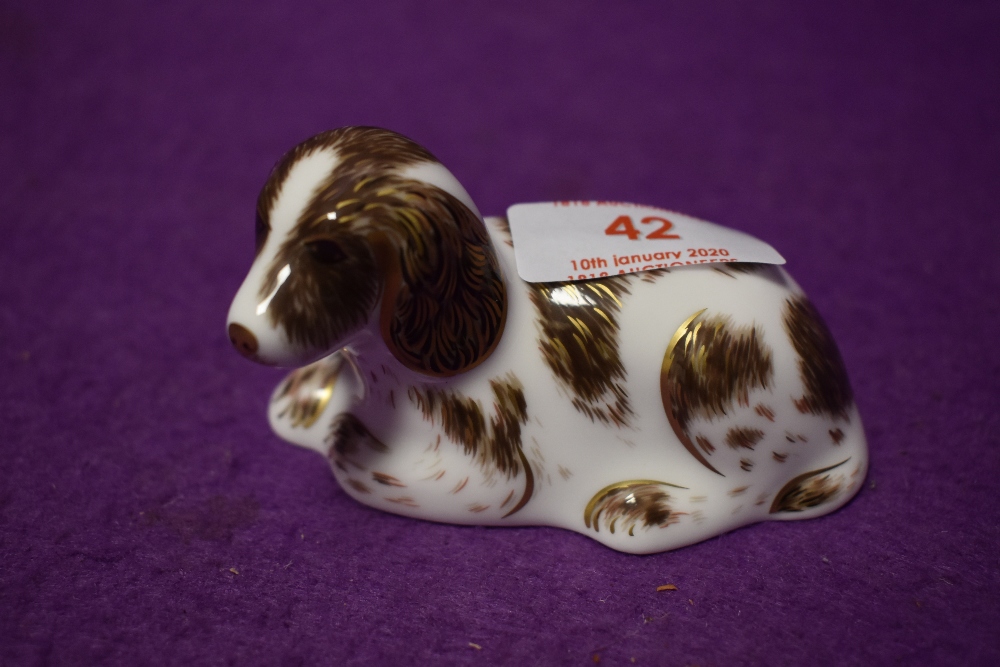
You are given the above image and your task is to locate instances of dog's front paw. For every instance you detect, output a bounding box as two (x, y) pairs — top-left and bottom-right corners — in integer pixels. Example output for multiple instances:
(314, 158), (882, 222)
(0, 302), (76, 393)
(271, 354), (345, 429)
(267, 353), (359, 455)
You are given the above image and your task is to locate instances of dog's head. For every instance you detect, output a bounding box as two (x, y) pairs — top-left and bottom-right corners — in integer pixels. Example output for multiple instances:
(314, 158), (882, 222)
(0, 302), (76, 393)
(227, 127), (507, 376)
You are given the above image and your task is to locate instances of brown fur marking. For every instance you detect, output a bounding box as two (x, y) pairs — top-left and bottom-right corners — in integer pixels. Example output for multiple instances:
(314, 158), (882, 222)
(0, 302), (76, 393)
(409, 374), (533, 516)
(770, 460), (849, 513)
(640, 268), (671, 283)
(372, 472), (406, 487)
(258, 127), (506, 376)
(529, 277), (634, 426)
(584, 482), (682, 535)
(327, 413), (388, 470)
(695, 435), (716, 454)
(493, 216), (514, 247)
(385, 496), (419, 507)
(273, 356), (342, 428)
(726, 427), (765, 450)
(347, 479), (371, 494)
(754, 404), (776, 421)
(662, 311), (774, 475)
(256, 127), (434, 232)
(783, 296), (854, 420)
(713, 263), (769, 278)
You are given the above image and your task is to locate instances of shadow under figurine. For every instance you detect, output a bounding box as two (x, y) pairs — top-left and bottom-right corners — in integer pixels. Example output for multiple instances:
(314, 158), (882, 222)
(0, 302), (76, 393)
(227, 126), (867, 554)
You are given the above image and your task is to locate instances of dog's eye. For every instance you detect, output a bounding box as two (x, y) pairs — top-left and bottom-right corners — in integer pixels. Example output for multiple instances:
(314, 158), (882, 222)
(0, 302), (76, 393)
(306, 239), (347, 264)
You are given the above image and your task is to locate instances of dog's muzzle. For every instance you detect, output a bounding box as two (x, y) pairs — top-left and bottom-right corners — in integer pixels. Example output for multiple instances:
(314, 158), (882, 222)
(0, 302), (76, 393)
(228, 322), (259, 358)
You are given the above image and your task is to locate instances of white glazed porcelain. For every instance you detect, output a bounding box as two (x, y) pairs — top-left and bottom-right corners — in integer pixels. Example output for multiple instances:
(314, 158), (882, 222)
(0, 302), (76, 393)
(227, 127), (867, 554)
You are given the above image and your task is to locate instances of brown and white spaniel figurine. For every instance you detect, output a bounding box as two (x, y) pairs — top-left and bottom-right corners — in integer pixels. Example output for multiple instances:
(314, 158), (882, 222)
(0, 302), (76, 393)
(227, 127), (867, 554)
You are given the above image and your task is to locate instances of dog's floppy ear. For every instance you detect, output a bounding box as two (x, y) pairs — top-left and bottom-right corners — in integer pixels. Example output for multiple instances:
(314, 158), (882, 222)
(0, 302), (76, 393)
(373, 181), (507, 377)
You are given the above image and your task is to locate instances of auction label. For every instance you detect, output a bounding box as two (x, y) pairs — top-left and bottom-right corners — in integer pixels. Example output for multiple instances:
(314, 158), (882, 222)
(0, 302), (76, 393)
(506, 201), (785, 283)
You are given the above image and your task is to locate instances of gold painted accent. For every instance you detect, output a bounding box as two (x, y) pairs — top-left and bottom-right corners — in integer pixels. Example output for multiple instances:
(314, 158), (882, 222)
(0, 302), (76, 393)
(584, 479), (687, 529)
(593, 308), (613, 326)
(529, 276), (634, 427)
(593, 282), (622, 307)
(661, 309), (720, 476)
(660, 308), (774, 477)
(256, 128), (435, 243)
(372, 192), (508, 377)
(570, 316), (593, 338)
(302, 384), (332, 428)
(275, 358), (341, 429)
(501, 446), (534, 518)
(259, 127), (507, 378)
(770, 458), (850, 513)
(408, 375), (534, 518)
(661, 309), (707, 377)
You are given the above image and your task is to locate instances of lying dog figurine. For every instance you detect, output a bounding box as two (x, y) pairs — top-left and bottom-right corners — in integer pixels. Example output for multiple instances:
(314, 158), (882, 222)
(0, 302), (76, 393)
(227, 127), (867, 554)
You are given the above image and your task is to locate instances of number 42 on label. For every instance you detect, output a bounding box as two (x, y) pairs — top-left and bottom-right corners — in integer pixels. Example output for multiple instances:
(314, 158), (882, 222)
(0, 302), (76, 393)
(604, 215), (680, 240)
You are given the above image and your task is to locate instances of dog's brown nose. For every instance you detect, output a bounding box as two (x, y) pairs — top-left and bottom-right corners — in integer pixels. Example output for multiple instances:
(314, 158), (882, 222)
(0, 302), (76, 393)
(228, 322), (259, 358)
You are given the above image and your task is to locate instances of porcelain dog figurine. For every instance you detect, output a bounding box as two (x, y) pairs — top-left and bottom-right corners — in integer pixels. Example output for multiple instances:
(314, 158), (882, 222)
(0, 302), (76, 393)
(227, 127), (867, 554)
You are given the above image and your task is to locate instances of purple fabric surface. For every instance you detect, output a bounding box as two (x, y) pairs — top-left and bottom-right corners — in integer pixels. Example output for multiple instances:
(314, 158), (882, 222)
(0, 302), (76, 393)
(2, 1), (998, 664)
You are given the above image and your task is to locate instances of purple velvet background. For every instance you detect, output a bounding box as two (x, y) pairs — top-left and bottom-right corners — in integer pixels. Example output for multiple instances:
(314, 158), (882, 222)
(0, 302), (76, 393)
(2, 1), (998, 664)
